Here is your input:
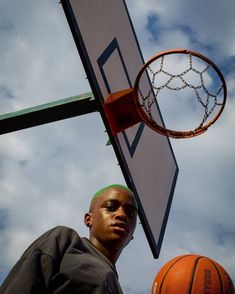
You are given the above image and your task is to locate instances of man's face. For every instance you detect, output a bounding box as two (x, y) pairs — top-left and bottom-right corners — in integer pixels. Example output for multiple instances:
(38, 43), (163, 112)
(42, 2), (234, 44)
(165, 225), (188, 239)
(85, 187), (138, 250)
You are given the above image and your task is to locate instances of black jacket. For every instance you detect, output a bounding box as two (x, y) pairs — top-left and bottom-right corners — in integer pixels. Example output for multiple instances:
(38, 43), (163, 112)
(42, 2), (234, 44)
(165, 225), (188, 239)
(0, 226), (123, 293)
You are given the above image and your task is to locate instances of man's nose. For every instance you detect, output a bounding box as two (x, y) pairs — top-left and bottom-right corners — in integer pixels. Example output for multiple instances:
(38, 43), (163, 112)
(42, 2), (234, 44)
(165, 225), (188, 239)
(115, 207), (127, 221)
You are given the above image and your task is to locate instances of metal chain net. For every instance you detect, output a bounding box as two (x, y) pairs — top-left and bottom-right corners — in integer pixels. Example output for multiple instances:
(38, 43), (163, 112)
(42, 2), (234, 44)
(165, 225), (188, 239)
(139, 53), (224, 130)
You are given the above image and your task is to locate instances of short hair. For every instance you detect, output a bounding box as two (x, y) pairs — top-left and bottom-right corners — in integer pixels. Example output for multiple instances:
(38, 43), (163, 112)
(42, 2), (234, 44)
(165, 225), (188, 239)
(89, 184), (136, 211)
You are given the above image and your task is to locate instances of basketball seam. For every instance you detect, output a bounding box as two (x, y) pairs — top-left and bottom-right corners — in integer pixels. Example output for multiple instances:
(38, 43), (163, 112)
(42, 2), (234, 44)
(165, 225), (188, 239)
(158, 255), (190, 294)
(209, 259), (224, 294)
(188, 256), (202, 294)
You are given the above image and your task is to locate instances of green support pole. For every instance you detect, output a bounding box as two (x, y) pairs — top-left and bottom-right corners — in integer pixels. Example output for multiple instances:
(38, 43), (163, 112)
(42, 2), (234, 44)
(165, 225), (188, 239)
(0, 92), (98, 135)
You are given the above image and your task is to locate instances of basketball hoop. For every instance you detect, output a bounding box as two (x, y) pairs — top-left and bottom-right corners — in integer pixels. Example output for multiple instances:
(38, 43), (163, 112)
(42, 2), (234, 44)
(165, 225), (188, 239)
(104, 49), (227, 139)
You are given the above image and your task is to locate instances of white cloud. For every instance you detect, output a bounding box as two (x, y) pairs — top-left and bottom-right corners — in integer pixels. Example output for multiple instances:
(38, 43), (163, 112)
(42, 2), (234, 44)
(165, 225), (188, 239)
(0, 0), (234, 292)
(127, 0), (235, 58)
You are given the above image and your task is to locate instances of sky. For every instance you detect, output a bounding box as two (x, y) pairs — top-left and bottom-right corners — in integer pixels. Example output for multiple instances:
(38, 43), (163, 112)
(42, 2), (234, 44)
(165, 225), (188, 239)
(0, 0), (235, 293)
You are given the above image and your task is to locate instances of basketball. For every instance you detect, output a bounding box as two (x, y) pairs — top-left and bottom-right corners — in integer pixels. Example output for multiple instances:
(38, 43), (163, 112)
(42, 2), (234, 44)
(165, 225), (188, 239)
(152, 254), (234, 294)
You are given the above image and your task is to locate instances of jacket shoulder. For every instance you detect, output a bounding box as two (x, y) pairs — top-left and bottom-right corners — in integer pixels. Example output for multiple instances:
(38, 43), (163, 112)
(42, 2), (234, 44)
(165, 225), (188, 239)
(20, 226), (80, 261)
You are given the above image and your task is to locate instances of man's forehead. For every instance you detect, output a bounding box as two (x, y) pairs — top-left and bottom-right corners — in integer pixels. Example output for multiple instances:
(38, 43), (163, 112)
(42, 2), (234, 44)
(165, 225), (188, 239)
(102, 189), (136, 205)
(89, 184), (137, 210)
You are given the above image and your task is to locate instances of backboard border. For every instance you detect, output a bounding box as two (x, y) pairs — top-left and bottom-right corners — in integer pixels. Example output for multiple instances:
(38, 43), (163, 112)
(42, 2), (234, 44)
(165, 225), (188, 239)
(61, 0), (179, 258)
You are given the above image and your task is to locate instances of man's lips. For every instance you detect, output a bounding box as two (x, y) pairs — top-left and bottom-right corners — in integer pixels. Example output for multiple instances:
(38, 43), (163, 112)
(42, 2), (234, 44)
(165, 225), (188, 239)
(111, 222), (128, 232)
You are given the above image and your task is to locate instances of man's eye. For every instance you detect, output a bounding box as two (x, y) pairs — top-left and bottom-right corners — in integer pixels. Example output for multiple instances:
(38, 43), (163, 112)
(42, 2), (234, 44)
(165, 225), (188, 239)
(106, 205), (117, 211)
(126, 209), (137, 218)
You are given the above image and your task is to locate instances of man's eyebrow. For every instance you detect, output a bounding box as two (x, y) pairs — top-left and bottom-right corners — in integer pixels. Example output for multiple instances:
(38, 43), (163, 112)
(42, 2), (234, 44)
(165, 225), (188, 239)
(103, 199), (119, 204)
(126, 203), (138, 211)
(103, 199), (137, 209)
(121, 201), (138, 211)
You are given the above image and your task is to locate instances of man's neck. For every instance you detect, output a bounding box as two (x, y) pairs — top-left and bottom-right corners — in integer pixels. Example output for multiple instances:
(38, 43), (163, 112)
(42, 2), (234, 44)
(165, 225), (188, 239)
(89, 236), (122, 264)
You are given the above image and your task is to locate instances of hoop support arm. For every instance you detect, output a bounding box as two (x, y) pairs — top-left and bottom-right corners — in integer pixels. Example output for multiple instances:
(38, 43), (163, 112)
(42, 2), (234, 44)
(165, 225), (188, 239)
(103, 88), (142, 136)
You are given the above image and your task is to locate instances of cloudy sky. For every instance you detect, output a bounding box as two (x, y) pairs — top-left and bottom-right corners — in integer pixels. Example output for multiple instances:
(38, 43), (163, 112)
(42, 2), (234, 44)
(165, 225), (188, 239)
(0, 0), (235, 293)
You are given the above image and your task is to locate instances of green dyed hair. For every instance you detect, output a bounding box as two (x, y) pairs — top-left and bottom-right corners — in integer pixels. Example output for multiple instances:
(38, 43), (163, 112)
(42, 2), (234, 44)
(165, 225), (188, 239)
(89, 184), (135, 211)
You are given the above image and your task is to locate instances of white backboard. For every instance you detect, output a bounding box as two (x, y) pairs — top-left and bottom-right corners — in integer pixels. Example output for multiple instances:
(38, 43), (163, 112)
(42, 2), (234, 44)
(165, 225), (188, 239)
(61, 0), (178, 258)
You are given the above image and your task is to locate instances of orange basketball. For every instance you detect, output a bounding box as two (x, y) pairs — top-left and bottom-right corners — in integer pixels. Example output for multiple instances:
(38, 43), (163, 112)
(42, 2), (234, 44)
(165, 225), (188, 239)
(152, 254), (234, 294)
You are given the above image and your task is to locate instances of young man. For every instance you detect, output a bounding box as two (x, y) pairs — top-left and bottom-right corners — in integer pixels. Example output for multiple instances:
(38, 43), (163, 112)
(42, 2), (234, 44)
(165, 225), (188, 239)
(0, 184), (138, 293)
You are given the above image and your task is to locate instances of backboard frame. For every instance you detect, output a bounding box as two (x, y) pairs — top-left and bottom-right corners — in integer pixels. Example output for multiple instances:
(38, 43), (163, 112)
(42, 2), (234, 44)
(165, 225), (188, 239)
(61, 0), (178, 258)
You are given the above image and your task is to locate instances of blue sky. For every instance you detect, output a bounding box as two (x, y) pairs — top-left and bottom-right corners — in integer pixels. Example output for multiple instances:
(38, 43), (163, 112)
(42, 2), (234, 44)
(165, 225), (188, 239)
(0, 0), (235, 293)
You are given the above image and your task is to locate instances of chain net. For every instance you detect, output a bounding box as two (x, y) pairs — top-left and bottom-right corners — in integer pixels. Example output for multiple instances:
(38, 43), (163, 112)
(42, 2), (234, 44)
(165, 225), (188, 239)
(138, 52), (225, 133)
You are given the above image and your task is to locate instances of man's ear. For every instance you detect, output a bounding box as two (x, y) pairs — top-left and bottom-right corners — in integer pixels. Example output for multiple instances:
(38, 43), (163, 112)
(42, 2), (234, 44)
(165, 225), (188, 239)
(84, 212), (92, 228)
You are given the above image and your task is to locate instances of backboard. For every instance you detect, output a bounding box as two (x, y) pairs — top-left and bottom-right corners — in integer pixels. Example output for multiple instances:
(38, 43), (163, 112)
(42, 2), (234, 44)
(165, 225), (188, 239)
(61, 0), (178, 258)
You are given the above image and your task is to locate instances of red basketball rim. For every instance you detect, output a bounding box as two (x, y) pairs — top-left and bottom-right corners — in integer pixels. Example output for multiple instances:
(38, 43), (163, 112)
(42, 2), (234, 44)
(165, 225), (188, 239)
(133, 48), (227, 139)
